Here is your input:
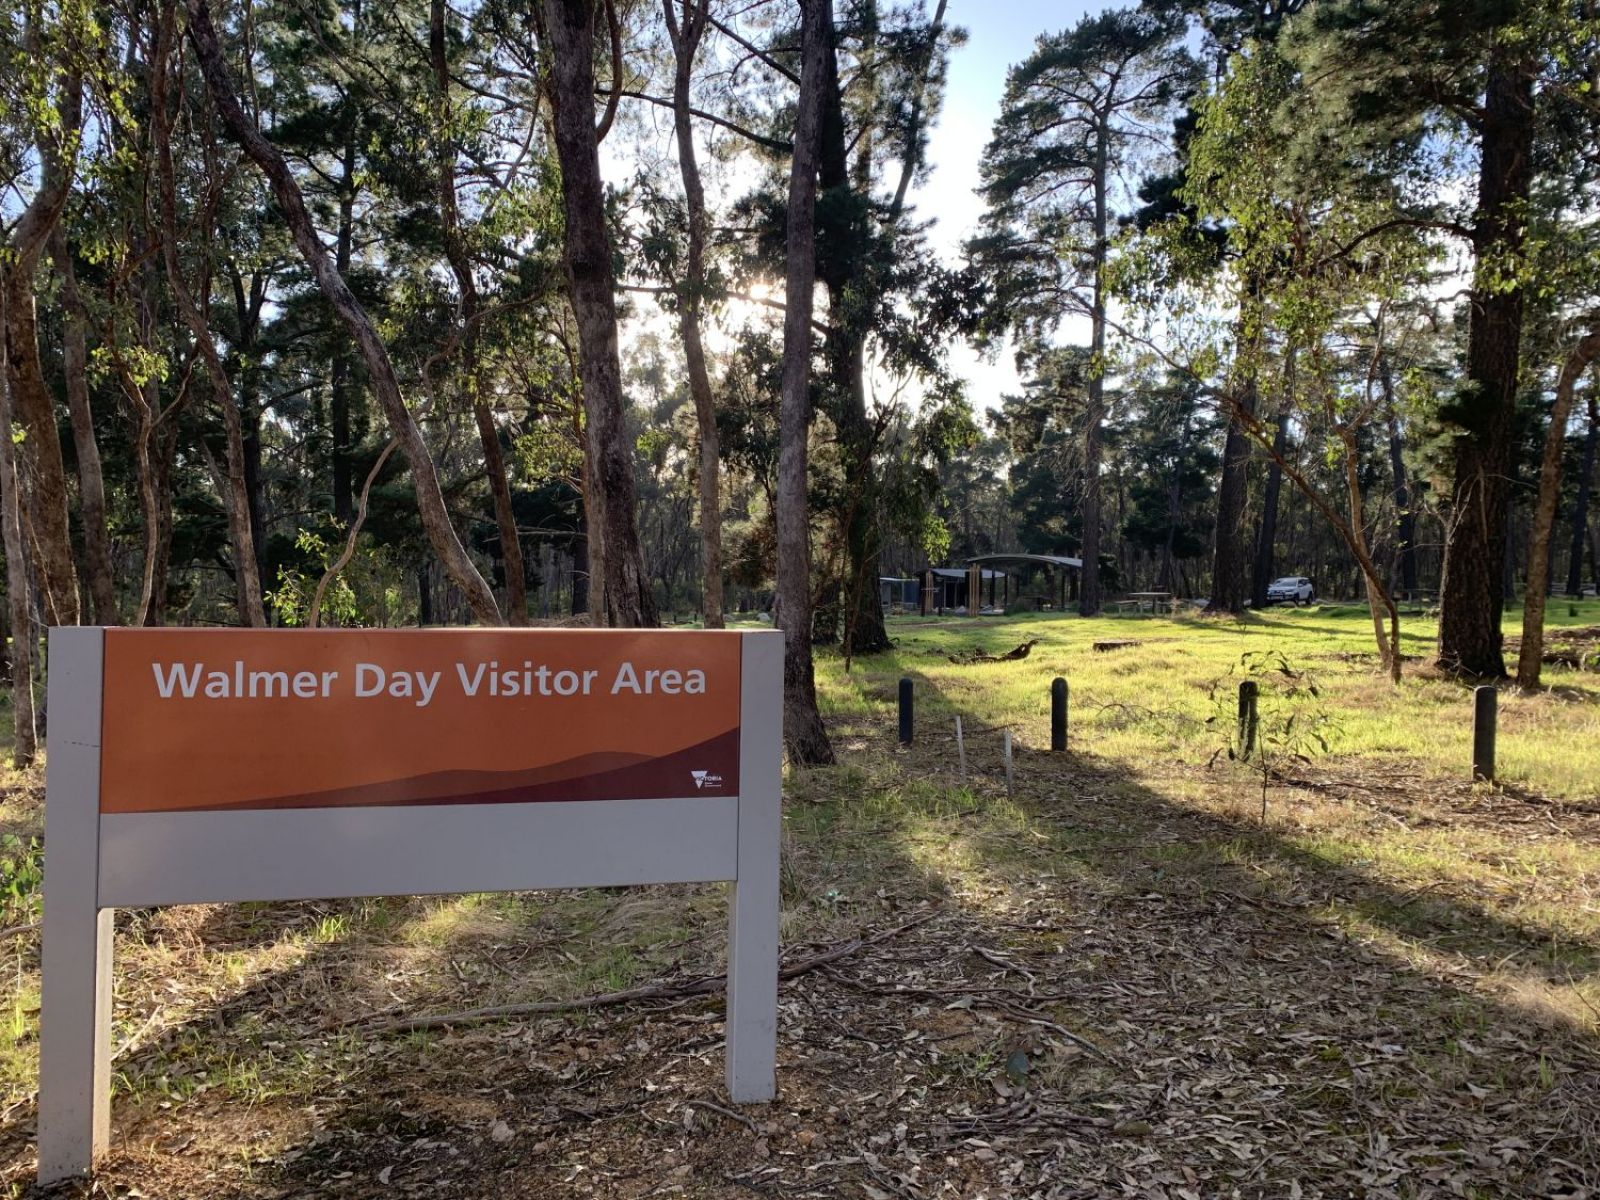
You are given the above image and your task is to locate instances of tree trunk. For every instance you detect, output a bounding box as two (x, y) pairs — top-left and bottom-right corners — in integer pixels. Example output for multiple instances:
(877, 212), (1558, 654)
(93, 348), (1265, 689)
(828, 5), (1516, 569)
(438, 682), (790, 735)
(187, 0), (502, 624)
(1251, 348), (1294, 610)
(1079, 115), (1111, 617)
(49, 232), (119, 624)
(1210, 380), (1255, 613)
(0, 295), (37, 766)
(1340, 426), (1400, 684)
(1251, 417), (1287, 609)
(229, 268), (271, 590)
(331, 153), (358, 528)
(1518, 328), (1600, 687)
(1436, 52), (1535, 677)
(151, 4), (266, 627)
(431, 0), (524, 625)
(776, 0), (834, 766)
(1, 52), (82, 628)
(1565, 387), (1597, 598)
(542, 0), (656, 628)
(1380, 352), (1418, 595)
(664, 0), (725, 629)
(816, 23), (891, 659)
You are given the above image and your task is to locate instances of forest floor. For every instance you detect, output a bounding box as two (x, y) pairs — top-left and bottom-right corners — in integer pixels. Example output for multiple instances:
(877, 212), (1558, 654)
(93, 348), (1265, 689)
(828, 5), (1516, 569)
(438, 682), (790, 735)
(0, 603), (1598, 1198)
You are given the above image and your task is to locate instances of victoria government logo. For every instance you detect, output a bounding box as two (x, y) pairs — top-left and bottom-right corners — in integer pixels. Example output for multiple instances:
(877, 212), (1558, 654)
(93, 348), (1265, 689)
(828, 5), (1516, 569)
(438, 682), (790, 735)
(691, 769), (725, 791)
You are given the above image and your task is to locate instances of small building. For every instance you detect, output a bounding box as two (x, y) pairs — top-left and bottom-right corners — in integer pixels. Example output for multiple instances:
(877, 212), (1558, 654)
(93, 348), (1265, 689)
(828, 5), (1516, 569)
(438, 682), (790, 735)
(878, 577), (920, 612)
(965, 553), (1084, 611)
(920, 566), (1007, 613)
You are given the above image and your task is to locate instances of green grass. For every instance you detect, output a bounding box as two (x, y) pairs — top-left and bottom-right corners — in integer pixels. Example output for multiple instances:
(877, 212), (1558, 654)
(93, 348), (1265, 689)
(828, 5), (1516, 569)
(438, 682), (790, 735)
(814, 601), (1600, 801)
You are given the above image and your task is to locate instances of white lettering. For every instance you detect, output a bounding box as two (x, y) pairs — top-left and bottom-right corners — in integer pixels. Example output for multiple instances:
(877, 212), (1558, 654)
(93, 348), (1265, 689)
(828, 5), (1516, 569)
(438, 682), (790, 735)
(415, 670), (440, 707)
(355, 663), (385, 697)
(610, 661), (641, 694)
(151, 662), (202, 699)
(456, 661), (487, 696)
(248, 670), (289, 698)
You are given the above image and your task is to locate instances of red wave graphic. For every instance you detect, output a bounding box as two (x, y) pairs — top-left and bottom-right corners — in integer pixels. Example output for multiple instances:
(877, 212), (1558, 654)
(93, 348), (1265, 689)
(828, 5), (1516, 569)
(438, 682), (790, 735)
(175, 727), (742, 811)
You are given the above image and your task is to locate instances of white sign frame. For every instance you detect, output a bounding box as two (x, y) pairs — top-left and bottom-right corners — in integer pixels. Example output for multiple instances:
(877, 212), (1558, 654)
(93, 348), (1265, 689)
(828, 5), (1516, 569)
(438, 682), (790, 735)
(37, 626), (783, 1184)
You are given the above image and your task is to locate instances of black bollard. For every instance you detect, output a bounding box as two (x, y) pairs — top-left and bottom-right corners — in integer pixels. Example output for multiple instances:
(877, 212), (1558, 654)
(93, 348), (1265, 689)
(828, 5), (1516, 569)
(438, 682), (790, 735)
(898, 677), (913, 745)
(1051, 677), (1068, 752)
(1237, 680), (1259, 762)
(1472, 685), (1496, 783)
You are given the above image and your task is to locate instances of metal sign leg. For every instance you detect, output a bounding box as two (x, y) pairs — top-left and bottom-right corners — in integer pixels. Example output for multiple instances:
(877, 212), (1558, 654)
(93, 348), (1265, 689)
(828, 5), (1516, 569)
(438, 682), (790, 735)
(38, 628), (111, 1184)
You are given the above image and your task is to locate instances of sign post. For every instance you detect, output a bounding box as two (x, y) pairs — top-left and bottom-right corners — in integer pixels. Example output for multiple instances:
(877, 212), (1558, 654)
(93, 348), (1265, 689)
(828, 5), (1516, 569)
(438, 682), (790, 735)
(38, 627), (783, 1185)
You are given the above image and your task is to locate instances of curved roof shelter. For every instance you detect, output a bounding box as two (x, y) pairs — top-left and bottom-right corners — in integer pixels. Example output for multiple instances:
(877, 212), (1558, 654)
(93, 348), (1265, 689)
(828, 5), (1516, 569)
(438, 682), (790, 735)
(966, 553), (1083, 571)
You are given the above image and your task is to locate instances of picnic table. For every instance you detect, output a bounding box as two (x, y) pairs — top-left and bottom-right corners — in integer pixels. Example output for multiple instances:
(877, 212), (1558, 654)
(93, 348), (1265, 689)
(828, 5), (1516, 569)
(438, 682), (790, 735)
(1124, 591), (1174, 615)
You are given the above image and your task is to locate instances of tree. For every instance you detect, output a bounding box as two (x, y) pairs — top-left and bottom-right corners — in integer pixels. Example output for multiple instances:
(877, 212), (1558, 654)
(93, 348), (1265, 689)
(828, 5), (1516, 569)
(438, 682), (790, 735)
(815, 0), (963, 655)
(662, 0), (725, 628)
(975, 7), (1194, 616)
(1519, 325), (1600, 686)
(151, 1), (267, 626)
(1568, 386), (1599, 597)
(0, 289), (35, 766)
(429, 0), (528, 623)
(1139, 0), (1310, 617)
(542, 0), (657, 628)
(776, 0), (834, 766)
(1, 0), (86, 626)
(187, 0), (503, 624)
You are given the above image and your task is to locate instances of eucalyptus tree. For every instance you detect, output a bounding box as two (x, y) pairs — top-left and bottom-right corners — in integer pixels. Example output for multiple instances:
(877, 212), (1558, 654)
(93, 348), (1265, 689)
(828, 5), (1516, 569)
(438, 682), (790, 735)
(661, 0), (726, 627)
(187, 0), (504, 624)
(541, 0), (657, 627)
(0, 0), (90, 625)
(777, 0), (833, 765)
(150, 1), (267, 626)
(974, 6), (1194, 616)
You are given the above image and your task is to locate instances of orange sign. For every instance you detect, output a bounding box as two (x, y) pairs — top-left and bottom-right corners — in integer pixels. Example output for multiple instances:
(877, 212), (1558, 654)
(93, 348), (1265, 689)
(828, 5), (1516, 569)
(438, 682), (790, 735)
(99, 629), (742, 813)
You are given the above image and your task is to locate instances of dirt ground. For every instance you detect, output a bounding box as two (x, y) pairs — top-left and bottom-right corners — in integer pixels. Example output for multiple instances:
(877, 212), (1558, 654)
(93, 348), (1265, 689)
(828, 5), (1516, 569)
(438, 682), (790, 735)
(2, 720), (1597, 1200)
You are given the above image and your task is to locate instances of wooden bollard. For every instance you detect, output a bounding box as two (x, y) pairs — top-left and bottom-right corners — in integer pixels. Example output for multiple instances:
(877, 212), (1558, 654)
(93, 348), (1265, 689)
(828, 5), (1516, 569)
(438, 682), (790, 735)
(898, 677), (913, 745)
(1472, 685), (1496, 783)
(1051, 677), (1068, 752)
(1237, 680), (1259, 762)
(1003, 729), (1015, 797)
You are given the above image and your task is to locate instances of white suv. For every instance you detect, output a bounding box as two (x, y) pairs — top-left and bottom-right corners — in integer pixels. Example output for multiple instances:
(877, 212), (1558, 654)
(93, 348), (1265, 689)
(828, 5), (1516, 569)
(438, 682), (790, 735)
(1266, 576), (1315, 606)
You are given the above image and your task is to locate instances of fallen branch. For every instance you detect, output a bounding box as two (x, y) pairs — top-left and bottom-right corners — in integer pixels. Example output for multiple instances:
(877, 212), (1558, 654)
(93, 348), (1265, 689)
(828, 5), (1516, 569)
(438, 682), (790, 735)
(0, 920), (38, 942)
(948, 639), (1038, 665)
(361, 910), (939, 1034)
(683, 1097), (760, 1132)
